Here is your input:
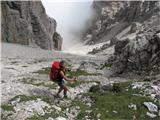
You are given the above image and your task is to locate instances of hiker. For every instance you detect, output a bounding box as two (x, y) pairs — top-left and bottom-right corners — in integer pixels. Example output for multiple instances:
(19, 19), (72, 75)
(51, 60), (76, 98)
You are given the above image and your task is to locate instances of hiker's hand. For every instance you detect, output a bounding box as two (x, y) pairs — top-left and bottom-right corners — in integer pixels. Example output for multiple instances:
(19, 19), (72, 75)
(73, 77), (77, 82)
(72, 77), (77, 82)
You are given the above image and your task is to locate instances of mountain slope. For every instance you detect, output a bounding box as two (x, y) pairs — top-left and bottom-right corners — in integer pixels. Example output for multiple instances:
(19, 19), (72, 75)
(83, 1), (160, 44)
(83, 1), (160, 75)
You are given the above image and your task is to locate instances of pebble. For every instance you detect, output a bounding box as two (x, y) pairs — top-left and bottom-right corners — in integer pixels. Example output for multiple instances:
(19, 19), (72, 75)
(128, 103), (137, 110)
(113, 110), (118, 114)
(143, 102), (158, 113)
(146, 112), (157, 118)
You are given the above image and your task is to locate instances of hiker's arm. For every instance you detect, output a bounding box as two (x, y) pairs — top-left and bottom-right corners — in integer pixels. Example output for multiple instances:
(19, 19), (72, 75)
(60, 71), (75, 81)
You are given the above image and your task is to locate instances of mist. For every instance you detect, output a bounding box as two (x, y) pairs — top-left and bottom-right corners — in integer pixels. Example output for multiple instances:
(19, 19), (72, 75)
(42, 0), (94, 51)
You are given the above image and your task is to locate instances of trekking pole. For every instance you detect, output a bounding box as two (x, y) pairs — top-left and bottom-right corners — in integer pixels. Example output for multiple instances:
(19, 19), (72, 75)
(66, 87), (72, 94)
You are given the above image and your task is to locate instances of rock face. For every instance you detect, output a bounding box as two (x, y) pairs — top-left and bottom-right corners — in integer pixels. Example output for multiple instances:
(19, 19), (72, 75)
(83, 1), (160, 45)
(113, 32), (160, 74)
(1, 1), (62, 50)
(84, 1), (160, 74)
(52, 32), (62, 50)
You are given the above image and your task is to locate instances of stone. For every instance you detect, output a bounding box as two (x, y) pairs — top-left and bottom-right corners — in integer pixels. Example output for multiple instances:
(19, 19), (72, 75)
(11, 97), (21, 105)
(128, 103), (137, 110)
(54, 117), (66, 120)
(97, 113), (101, 118)
(47, 117), (54, 120)
(130, 22), (143, 33)
(155, 94), (160, 99)
(110, 37), (118, 46)
(85, 110), (92, 113)
(86, 102), (92, 107)
(113, 110), (118, 114)
(101, 84), (112, 91)
(52, 32), (63, 51)
(143, 102), (158, 113)
(132, 94), (142, 97)
(146, 112), (157, 118)
(112, 83), (122, 93)
(132, 82), (145, 89)
(89, 85), (100, 93)
(52, 105), (61, 112)
(114, 39), (130, 55)
(7, 99), (51, 120)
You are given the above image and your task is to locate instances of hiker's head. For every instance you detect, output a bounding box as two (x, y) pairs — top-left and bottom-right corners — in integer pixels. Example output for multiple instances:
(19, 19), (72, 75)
(60, 60), (67, 70)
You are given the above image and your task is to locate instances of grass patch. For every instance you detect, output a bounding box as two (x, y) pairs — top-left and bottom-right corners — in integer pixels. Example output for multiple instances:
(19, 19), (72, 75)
(67, 70), (99, 77)
(20, 78), (57, 89)
(71, 101), (89, 120)
(34, 67), (99, 77)
(33, 67), (50, 75)
(27, 113), (58, 120)
(10, 95), (38, 103)
(1, 104), (14, 111)
(75, 82), (160, 120)
(10, 95), (54, 105)
(100, 63), (112, 69)
(67, 80), (100, 88)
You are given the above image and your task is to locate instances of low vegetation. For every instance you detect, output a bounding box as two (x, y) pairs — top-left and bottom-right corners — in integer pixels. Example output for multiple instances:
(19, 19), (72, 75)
(20, 78), (57, 89)
(100, 62), (112, 69)
(34, 67), (99, 77)
(1, 104), (14, 111)
(10, 94), (54, 106)
(10, 95), (38, 103)
(67, 70), (99, 77)
(67, 80), (100, 88)
(33, 67), (50, 75)
(75, 82), (160, 120)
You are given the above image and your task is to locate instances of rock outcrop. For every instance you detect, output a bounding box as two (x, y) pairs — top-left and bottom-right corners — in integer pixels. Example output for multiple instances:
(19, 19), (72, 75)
(84, 1), (160, 75)
(1, 1), (62, 50)
(52, 32), (63, 50)
(113, 31), (160, 75)
(83, 1), (160, 45)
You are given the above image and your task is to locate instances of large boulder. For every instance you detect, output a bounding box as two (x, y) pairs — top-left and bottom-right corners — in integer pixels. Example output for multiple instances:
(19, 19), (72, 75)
(1, 1), (62, 50)
(113, 31), (160, 75)
(130, 22), (143, 33)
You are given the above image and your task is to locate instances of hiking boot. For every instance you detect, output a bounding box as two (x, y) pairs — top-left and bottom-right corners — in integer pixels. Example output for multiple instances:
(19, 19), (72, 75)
(54, 94), (60, 98)
(63, 95), (68, 99)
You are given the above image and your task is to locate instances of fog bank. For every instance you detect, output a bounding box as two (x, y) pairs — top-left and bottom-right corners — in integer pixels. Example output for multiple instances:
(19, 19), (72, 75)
(42, 0), (94, 51)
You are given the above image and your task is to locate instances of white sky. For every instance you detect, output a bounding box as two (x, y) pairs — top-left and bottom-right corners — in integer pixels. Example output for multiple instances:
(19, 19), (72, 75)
(41, 0), (94, 50)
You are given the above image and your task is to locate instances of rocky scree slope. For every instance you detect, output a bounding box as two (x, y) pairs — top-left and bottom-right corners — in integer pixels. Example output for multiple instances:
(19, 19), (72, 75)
(1, 1), (62, 50)
(84, 1), (160, 75)
(83, 1), (160, 44)
(1, 43), (110, 120)
(1, 43), (160, 120)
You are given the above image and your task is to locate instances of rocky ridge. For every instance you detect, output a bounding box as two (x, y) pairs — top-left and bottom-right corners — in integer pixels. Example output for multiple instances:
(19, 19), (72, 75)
(84, 1), (160, 75)
(83, 1), (160, 44)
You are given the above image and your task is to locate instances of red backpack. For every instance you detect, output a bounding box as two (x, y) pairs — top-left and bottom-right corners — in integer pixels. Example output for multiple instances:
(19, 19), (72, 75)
(50, 61), (60, 81)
